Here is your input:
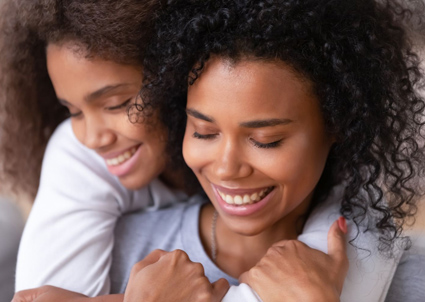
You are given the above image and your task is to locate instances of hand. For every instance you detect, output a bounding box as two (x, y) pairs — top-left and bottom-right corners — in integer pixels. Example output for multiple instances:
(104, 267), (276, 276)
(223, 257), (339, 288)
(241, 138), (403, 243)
(12, 286), (88, 302)
(239, 217), (349, 302)
(124, 249), (229, 302)
(12, 286), (124, 302)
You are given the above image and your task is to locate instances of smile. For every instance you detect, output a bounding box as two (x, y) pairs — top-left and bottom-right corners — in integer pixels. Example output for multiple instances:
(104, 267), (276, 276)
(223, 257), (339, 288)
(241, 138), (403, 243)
(105, 147), (138, 166)
(217, 186), (275, 205)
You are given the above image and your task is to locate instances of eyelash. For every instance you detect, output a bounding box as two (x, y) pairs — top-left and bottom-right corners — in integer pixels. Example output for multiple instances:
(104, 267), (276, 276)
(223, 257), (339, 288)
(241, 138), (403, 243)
(193, 132), (283, 149)
(250, 138), (283, 149)
(106, 98), (132, 111)
(66, 99), (132, 118)
(193, 132), (217, 140)
(68, 111), (82, 118)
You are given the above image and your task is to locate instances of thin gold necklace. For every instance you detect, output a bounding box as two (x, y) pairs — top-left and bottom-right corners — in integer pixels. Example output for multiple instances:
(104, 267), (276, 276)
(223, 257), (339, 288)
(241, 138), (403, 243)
(211, 210), (218, 262)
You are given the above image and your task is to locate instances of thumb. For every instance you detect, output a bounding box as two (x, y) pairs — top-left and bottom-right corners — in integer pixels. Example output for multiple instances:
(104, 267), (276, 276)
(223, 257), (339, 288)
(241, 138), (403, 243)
(211, 278), (230, 302)
(328, 217), (349, 292)
(327, 217), (347, 262)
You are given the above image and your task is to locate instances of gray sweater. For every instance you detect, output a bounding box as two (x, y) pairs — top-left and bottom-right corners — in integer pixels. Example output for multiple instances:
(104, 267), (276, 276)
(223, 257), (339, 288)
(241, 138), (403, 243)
(110, 197), (425, 301)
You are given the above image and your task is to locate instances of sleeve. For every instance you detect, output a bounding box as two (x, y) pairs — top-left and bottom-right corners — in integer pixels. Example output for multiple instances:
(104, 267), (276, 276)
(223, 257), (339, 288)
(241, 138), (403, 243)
(15, 120), (150, 296)
(385, 234), (425, 302)
(222, 284), (263, 302)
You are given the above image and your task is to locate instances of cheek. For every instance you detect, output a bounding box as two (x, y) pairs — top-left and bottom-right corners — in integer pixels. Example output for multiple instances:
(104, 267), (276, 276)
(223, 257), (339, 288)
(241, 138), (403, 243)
(182, 134), (197, 171)
(70, 119), (85, 145)
(182, 134), (212, 174)
(260, 135), (330, 186)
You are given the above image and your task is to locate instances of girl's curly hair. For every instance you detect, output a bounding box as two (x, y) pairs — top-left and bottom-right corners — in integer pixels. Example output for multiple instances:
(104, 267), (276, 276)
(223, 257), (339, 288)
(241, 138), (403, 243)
(0, 0), (163, 199)
(140, 0), (425, 253)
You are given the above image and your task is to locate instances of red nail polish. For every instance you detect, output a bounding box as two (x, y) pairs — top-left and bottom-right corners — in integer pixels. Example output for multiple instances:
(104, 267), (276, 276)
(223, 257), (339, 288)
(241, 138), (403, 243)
(338, 216), (347, 234)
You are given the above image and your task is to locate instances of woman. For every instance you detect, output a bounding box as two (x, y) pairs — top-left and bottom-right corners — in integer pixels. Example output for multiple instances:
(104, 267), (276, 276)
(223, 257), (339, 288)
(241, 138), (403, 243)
(108, 0), (425, 301)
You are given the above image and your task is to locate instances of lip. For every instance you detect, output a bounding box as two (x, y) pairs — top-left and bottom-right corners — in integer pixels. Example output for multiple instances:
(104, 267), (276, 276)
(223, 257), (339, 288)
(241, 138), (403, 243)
(99, 144), (141, 160)
(213, 184), (272, 195)
(211, 183), (276, 216)
(106, 144), (142, 177)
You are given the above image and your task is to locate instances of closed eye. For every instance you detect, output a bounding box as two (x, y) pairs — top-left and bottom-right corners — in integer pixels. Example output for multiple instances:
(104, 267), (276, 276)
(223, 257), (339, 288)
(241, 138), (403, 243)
(193, 132), (218, 140)
(106, 99), (132, 111)
(250, 138), (283, 149)
(68, 111), (82, 118)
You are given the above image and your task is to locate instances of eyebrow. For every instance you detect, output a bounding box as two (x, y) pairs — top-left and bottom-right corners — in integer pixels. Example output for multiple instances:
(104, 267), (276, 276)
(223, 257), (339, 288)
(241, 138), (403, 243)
(240, 118), (293, 128)
(186, 108), (293, 128)
(186, 108), (215, 122)
(57, 83), (136, 106)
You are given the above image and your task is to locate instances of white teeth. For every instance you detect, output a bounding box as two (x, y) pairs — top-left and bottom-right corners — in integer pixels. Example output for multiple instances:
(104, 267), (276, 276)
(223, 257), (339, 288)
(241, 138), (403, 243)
(225, 195), (234, 204)
(234, 195), (243, 205)
(218, 187), (273, 206)
(106, 147), (138, 166)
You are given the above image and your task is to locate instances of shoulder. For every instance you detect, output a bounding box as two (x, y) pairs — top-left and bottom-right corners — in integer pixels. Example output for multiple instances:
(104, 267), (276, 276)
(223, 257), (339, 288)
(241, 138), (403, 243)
(37, 119), (144, 212)
(386, 237), (425, 302)
(116, 196), (204, 234)
(44, 119), (108, 176)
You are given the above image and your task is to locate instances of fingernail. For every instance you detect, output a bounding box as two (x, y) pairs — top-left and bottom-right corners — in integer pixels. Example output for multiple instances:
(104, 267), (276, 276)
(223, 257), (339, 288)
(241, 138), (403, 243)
(338, 216), (347, 234)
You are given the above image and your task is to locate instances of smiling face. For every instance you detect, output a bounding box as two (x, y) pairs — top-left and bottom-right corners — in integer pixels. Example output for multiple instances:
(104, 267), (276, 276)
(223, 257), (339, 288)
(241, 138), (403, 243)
(184, 58), (334, 236)
(46, 42), (168, 190)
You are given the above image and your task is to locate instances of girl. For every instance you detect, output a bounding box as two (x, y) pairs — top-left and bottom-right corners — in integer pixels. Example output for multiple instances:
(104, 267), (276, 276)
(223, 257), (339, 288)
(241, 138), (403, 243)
(0, 0), (194, 295)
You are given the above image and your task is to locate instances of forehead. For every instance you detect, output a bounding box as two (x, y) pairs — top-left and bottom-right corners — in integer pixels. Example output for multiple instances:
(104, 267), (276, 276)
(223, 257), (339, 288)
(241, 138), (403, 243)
(46, 43), (142, 98)
(187, 58), (319, 121)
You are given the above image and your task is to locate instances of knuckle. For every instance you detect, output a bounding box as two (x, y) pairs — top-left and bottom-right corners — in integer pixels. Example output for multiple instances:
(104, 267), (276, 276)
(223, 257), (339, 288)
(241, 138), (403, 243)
(171, 249), (189, 260)
(286, 240), (303, 249)
(267, 245), (285, 257)
(196, 290), (213, 302)
(192, 262), (205, 275)
(249, 266), (264, 280)
(131, 260), (145, 273)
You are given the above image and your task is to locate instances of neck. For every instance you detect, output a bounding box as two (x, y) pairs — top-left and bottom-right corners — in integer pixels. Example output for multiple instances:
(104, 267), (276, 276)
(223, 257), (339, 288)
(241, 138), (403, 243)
(199, 196), (311, 278)
(159, 166), (186, 192)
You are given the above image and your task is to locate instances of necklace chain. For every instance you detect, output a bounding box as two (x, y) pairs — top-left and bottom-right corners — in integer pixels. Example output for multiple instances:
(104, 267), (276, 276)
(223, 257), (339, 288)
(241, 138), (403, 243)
(211, 210), (218, 262)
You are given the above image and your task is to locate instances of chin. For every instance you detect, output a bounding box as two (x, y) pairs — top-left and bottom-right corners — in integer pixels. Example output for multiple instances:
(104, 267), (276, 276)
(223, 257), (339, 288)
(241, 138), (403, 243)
(227, 222), (267, 237)
(119, 176), (150, 191)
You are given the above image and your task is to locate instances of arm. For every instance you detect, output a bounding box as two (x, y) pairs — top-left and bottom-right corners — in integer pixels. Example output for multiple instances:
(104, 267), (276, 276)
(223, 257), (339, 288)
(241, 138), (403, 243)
(13, 249), (229, 302)
(12, 287), (124, 302)
(15, 120), (146, 296)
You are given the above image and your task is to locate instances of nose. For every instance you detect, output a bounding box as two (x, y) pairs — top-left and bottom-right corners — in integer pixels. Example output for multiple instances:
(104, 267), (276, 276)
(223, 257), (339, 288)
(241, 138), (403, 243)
(79, 114), (116, 150)
(213, 138), (253, 181)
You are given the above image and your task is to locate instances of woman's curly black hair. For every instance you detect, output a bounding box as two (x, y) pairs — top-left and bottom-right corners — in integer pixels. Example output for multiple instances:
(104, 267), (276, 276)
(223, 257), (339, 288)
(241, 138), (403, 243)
(140, 0), (425, 253)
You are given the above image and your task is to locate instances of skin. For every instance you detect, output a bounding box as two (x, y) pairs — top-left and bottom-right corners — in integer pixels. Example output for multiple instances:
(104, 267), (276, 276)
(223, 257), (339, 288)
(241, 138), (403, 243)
(46, 42), (170, 190)
(239, 218), (348, 302)
(184, 57), (335, 277)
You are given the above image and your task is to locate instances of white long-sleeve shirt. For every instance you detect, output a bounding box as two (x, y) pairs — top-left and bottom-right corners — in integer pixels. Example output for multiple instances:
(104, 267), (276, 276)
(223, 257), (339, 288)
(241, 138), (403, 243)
(15, 119), (185, 296)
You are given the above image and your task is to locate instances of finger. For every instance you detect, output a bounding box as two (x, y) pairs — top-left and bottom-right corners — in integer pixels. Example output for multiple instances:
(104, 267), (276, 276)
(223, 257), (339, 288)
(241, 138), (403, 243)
(132, 249), (168, 272)
(238, 271), (249, 285)
(211, 278), (230, 302)
(327, 217), (348, 265)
